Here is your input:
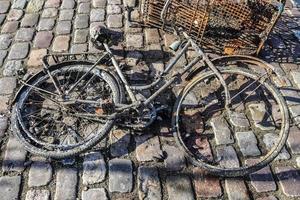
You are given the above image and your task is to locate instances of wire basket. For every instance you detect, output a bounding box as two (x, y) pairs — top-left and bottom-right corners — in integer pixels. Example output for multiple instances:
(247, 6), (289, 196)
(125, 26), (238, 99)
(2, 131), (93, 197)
(141, 0), (285, 55)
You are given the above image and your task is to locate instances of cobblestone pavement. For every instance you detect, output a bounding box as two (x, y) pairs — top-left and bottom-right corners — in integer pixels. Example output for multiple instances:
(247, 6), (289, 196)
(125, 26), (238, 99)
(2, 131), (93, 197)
(0, 0), (300, 199)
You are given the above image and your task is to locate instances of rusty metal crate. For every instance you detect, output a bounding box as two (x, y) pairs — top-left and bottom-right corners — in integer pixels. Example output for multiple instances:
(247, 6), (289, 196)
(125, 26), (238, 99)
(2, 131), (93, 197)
(141, 0), (285, 55)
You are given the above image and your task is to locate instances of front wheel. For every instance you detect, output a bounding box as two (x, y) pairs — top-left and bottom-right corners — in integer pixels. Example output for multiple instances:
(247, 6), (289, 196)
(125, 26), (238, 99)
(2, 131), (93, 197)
(173, 67), (289, 177)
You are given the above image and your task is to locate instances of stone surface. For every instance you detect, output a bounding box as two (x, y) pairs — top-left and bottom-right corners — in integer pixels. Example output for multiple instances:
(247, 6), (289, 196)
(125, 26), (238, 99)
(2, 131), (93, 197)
(145, 28), (160, 44)
(163, 144), (186, 171)
(78, 2), (91, 14)
(110, 129), (130, 157)
(166, 175), (195, 200)
(26, 0), (44, 13)
(263, 133), (291, 160)
(0, 176), (21, 200)
(126, 34), (143, 48)
(41, 8), (58, 18)
(256, 196), (278, 200)
(0, 14), (5, 25)
(54, 167), (78, 200)
(25, 190), (50, 200)
(45, 0), (61, 8)
(0, 77), (16, 95)
(135, 134), (163, 162)
(138, 166), (162, 200)
(287, 126), (300, 154)
(275, 166), (300, 197)
(0, 50), (7, 65)
(0, 114), (8, 138)
(15, 28), (35, 41)
(297, 156), (300, 167)
(92, 0), (107, 7)
(21, 13), (39, 27)
(228, 111), (250, 129)
(0, 1), (10, 14)
(107, 5), (121, 14)
(55, 21), (72, 35)
(236, 131), (261, 157)
(52, 35), (70, 52)
(7, 9), (23, 21)
(27, 49), (47, 67)
(1, 21), (19, 33)
(74, 29), (88, 43)
(82, 151), (106, 185)
(8, 42), (29, 60)
(38, 18), (55, 31)
(70, 43), (88, 53)
(124, 0), (136, 7)
(0, 34), (12, 49)
(210, 116), (234, 145)
(2, 136), (27, 172)
(59, 9), (74, 21)
(90, 8), (105, 22)
(3, 60), (24, 76)
(248, 103), (275, 130)
(109, 158), (133, 192)
(216, 145), (239, 168)
(225, 179), (250, 200)
(82, 188), (108, 200)
(28, 160), (52, 187)
(75, 14), (89, 29)
(107, 14), (123, 28)
(61, 0), (75, 9)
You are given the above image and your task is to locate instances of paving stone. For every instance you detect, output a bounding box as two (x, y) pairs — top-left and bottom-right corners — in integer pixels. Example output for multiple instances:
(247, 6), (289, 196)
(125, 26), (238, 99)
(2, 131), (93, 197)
(124, 0), (136, 7)
(74, 29), (88, 43)
(33, 31), (53, 48)
(210, 116), (234, 145)
(248, 103), (275, 130)
(0, 1), (10, 14)
(275, 166), (300, 197)
(108, 0), (121, 4)
(107, 14), (123, 28)
(107, 4), (121, 14)
(2, 136), (27, 172)
(38, 18), (55, 31)
(82, 188), (108, 200)
(61, 0), (75, 9)
(228, 111), (250, 130)
(0, 95), (10, 112)
(145, 28), (160, 44)
(216, 145), (239, 168)
(26, 0), (45, 13)
(26, 190), (50, 200)
(3, 60), (24, 76)
(52, 35), (70, 52)
(0, 50), (7, 65)
(290, 70), (300, 89)
(296, 156), (300, 167)
(145, 44), (164, 60)
(225, 178), (250, 200)
(0, 114), (8, 138)
(109, 129), (130, 157)
(55, 21), (71, 35)
(287, 126), (300, 154)
(280, 88), (300, 106)
(28, 160), (52, 187)
(54, 167), (78, 200)
(82, 151), (106, 185)
(245, 159), (276, 192)
(263, 133), (290, 160)
(59, 9), (74, 21)
(78, 2), (90, 14)
(70, 43), (88, 53)
(166, 175), (195, 200)
(0, 77), (16, 94)
(75, 14), (89, 29)
(163, 144), (186, 171)
(236, 131), (261, 157)
(0, 34), (12, 49)
(1, 21), (19, 33)
(0, 14), (5, 25)
(21, 13), (39, 27)
(12, 0), (27, 9)
(256, 196), (278, 200)
(193, 168), (222, 198)
(45, 0), (61, 8)
(109, 158), (133, 193)
(90, 8), (105, 22)
(92, 0), (107, 7)
(289, 105), (300, 127)
(7, 9), (23, 21)
(8, 42), (29, 60)
(125, 50), (142, 66)
(15, 28), (35, 41)
(41, 8), (58, 18)
(138, 166), (162, 200)
(0, 176), (21, 200)
(135, 134), (163, 162)
(126, 34), (143, 48)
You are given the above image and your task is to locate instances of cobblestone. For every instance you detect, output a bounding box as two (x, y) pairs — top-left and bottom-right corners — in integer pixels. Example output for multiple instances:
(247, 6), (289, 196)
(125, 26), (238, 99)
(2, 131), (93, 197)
(263, 133), (291, 160)
(0, 14), (5, 25)
(166, 175), (195, 200)
(27, 48), (47, 67)
(236, 131), (261, 157)
(256, 196), (278, 200)
(287, 126), (300, 154)
(107, 14), (123, 28)
(59, 9), (74, 21)
(0, 77), (16, 95)
(248, 103), (275, 130)
(44, 0), (61, 8)
(110, 129), (130, 157)
(0, 34), (12, 49)
(124, 0), (136, 7)
(145, 28), (160, 44)
(275, 166), (300, 197)
(163, 144), (186, 171)
(225, 179), (250, 200)
(291, 70), (300, 88)
(90, 8), (105, 22)
(74, 29), (88, 43)
(0, 114), (8, 138)
(108, 0), (121, 4)
(38, 18), (55, 31)
(41, 8), (58, 18)
(92, 0), (107, 7)
(52, 35), (70, 52)
(12, 0), (27, 9)
(0, 1), (10, 14)
(15, 28), (35, 41)
(25, 190), (50, 200)
(28, 159), (52, 187)
(55, 20), (72, 35)
(0, 176), (21, 200)
(228, 111), (250, 130)
(7, 9), (23, 21)
(137, 166), (162, 200)
(75, 14), (89, 29)
(107, 5), (121, 14)
(210, 116), (234, 145)
(126, 34), (143, 48)
(296, 156), (300, 167)
(8, 42), (29, 60)
(78, 2), (91, 14)
(70, 43), (88, 53)
(26, 0), (44, 13)
(3, 60), (24, 76)
(109, 158), (133, 192)
(54, 167), (78, 200)
(0, 50), (7, 66)
(1, 21), (19, 33)
(82, 188), (108, 200)
(82, 151), (106, 185)
(135, 134), (163, 162)
(21, 13), (39, 27)
(216, 145), (239, 168)
(61, 0), (75, 9)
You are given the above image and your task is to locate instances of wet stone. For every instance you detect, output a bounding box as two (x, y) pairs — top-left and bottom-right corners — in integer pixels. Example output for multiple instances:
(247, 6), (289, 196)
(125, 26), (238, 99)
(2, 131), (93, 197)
(216, 145), (239, 168)
(0, 1), (10, 14)
(82, 188), (108, 200)
(26, 0), (45, 13)
(3, 60), (24, 76)
(0, 50), (7, 66)
(109, 158), (133, 193)
(28, 160), (52, 187)
(52, 35), (70, 52)
(0, 34), (12, 49)
(1, 21), (19, 33)
(225, 179), (250, 200)
(8, 42), (29, 60)
(275, 166), (300, 197)
(0, 176), (21, 200)
(7, 9), (23, 21)
(110, 129), (130, 157)
(21, 13), (39, 27)
(210, 116), (234, 145)
(78, 2), (90, 14)
(107, 14), (123, 28)
(82, 151), (106, 185)
(248, 103), (275, 131)
(126, 34), (143, 48)
(26, 190), (50, 200)
(166, 175), (195, 200)
(145, 28), (160, 44)
(236, 131), (261, 157)
(138, 166), (162, 200)
(59, 9), (74, 21)
(163, 144), (186, 171)
(55, 21), (72, 35)
(287, 126), (300, 154)
(61, 0), (75, 9)
(263, 133), (290, 160)
(193, 168), (222, 198)
(41, 8), (58, 18)
(75, 14), (89, 29)
(38, 18), (55, 31)
(135, 134), (163, 162)
(92, 0), (107, 7)
(246, 159), (276, 192)
(15, 28), (35, 41)
(74, 29), (88, 43)
(228, 111), (250, 130)
(54, 167), (78, 200)
(90, 8), (105, 22)
(2, 136), (27, 172)
(107, 5), (121, 14)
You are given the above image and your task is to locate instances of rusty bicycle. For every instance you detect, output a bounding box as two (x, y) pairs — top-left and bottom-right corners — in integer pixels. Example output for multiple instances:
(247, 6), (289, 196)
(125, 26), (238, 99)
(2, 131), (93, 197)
(12, 0), (289, 177)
